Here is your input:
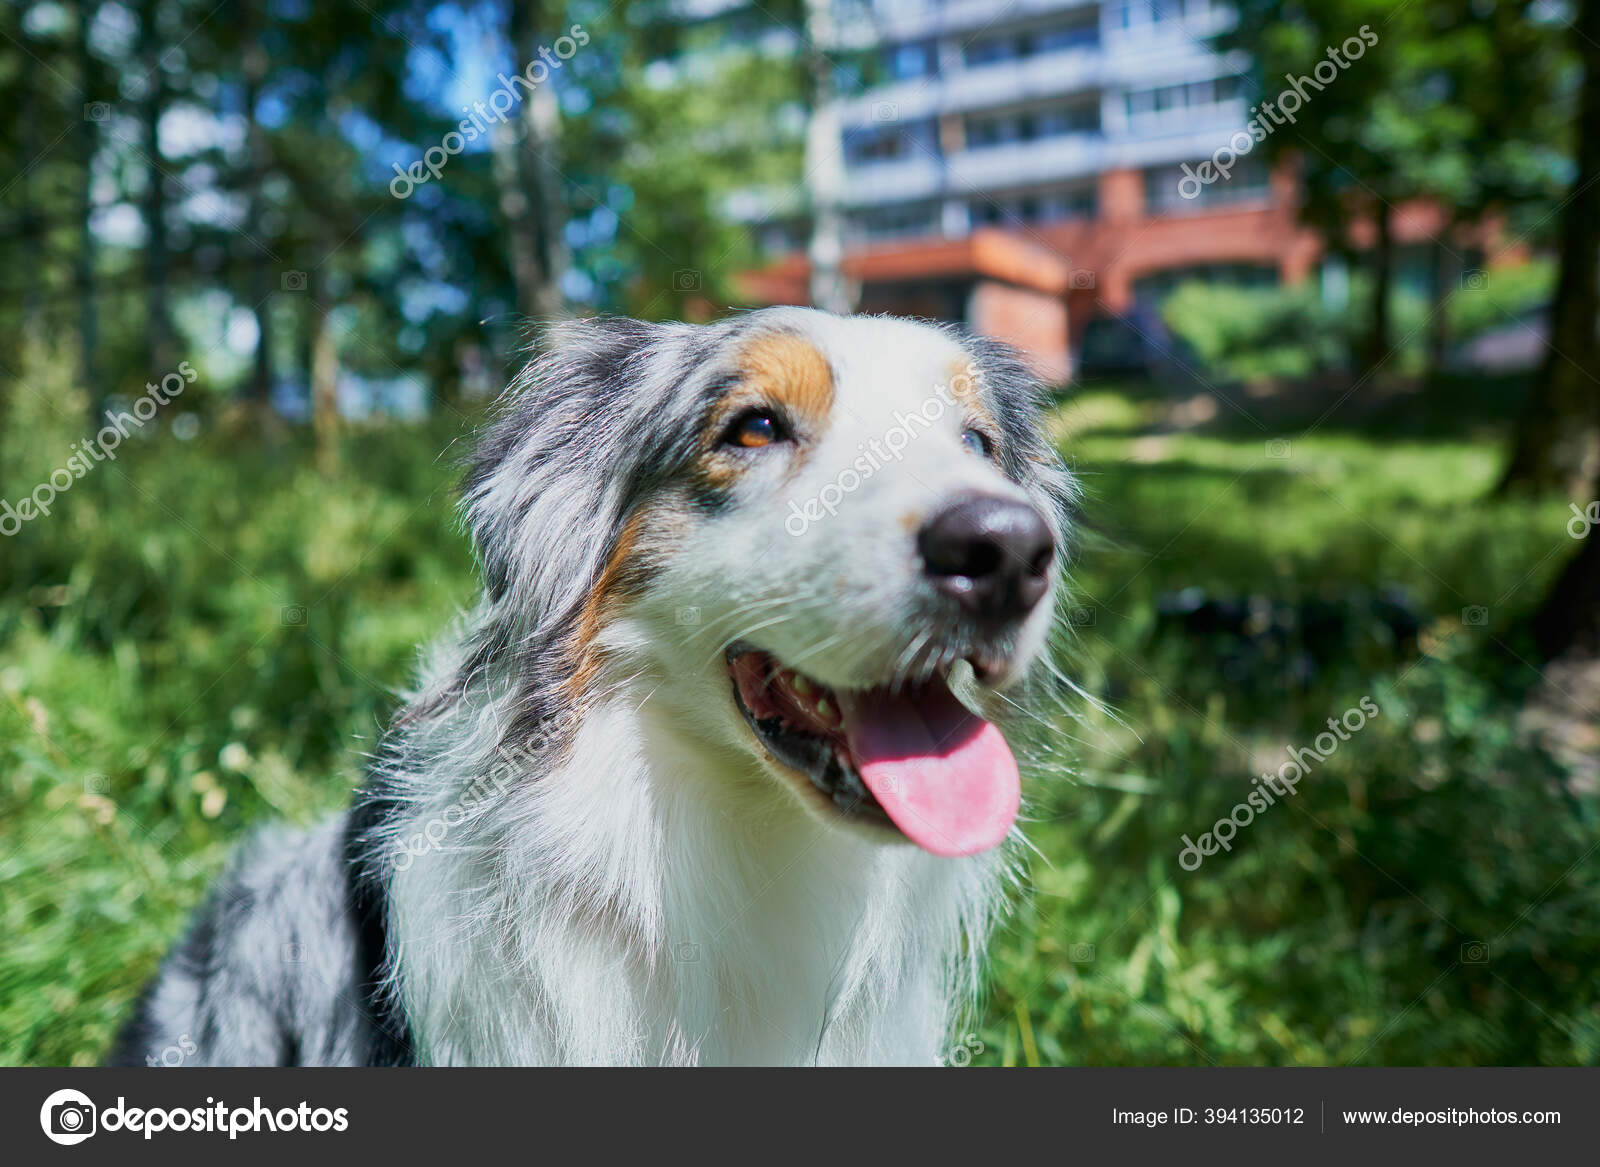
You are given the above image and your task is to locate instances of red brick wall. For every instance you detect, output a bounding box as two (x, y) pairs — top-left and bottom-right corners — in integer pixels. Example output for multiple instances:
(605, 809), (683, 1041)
(966, 279), (1072, 384)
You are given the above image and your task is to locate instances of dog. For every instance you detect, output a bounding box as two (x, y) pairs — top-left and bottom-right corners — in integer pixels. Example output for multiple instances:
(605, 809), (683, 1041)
(109, 307), (1077, 1066)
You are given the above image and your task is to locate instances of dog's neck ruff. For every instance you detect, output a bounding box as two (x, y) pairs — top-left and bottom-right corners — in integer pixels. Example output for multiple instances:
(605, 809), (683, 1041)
(377, 659), (1002, 1067)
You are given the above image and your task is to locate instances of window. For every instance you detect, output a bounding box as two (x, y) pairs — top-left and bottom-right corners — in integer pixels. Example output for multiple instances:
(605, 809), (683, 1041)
(844, 119), (936, 165)
(886, 42), (935, 81)
(966, 102), (1099, 149)
(964, 35), (1017, 66)
(1144, 159), (1271, 213)
(1040, 188), (1097, 221)
(1033, 22), (1100, 53)
(1126, 75), (1248, 121)
(853, 202), (940, 241)
(1108, 0), (1213, 27)
(969, 186), (1096, 227)
(1037, 104), (1100, 136)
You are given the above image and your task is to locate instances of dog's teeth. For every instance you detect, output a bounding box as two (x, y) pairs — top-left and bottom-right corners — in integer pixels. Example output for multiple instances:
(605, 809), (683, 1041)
(791, 673), (813, 697)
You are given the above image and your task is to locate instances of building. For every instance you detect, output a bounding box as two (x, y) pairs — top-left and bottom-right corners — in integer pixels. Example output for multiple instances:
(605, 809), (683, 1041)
(741, 0), (1326, 381)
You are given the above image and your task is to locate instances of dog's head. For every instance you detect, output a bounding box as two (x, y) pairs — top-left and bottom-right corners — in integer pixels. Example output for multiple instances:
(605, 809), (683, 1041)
(461, 308), (1075, 857)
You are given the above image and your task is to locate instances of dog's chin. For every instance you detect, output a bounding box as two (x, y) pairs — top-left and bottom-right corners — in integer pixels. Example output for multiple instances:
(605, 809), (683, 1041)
(723, 642), (1030, 858)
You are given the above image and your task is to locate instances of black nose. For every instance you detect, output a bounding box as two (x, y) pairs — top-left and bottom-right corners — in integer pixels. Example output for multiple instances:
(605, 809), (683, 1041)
(917, 494), (1054, 621)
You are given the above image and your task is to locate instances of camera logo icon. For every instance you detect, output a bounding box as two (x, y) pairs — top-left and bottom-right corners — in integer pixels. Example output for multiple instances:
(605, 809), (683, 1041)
(1265, 438), (1292, 460)
(281, 605), (308, 627)
(1460, 940), (1488, 964)
(1461, 605), (1489, 627)
(40, 1088), (97, 1145)
(281, 270), (308, 292)
(872, 101), (899, 122)
(1070, 268), (1096, 290)
(83, 102), (111, 122)
(673, 269), (702, 292)
(1460, 269), (1489, 291)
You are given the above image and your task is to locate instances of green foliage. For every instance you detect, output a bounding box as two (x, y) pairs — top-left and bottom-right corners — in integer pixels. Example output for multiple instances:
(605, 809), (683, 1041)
(1447, 257), (1557, 340)
(1159, 255), (1555, 383)
(3, 354), (1597, 1066)
(1160, 281), (1350, 381)
(971, 384), (1599, 1065)
(1, 352), (477, 1065)
(562, 15), (807, 318)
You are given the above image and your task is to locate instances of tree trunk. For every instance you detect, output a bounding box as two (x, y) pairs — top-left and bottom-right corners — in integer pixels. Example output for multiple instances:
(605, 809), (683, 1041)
(310, 264), (339, 479)
(1496, 0), (1600, 498)
(243, 31), (274, 405)
(1525, 0), (1600, 658)
(1359, 198), (1394, 378)
(1534, 497), (1600, 659)
(139, 0), (173, 374)
(76, 0), (101, 419)
(488, 3), (567, 329)
(17, 7), (43, 340)
(803, 0), (857, 316)
(1424, 234), (1459, 383)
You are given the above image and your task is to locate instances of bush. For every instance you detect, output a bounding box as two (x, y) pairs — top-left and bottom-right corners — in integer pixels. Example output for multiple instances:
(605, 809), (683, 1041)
(1160, 282), (1351, 382)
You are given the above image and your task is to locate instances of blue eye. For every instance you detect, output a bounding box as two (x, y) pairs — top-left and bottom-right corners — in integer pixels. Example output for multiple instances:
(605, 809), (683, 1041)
(961, 428), (991, 457)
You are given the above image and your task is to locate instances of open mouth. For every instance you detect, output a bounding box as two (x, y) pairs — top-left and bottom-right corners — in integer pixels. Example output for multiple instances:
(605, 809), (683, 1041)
(725, 646), (1021, 857)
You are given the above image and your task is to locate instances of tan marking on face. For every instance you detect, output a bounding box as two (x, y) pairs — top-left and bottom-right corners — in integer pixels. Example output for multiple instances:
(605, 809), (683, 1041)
(742, 331), (835, 429)
(567, 509), (656, 702)
(947, 357), (998, 433)
(695, 331), (836, 491)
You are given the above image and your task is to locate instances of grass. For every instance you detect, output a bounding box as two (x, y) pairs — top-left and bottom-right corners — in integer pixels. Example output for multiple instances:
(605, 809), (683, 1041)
(2, 363), (1597, 1066)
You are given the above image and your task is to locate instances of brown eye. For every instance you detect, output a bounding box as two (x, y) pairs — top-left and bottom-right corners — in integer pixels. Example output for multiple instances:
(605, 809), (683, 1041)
(725, 411), (785, 449)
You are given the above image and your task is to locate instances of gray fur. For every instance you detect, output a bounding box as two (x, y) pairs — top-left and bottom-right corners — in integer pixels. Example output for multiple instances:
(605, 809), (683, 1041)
(112, 309), (1075, 1067)
(109, 818), (405, 1066)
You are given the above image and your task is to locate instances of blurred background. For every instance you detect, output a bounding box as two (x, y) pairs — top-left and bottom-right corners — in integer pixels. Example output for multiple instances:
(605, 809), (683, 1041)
(2, 0), (1599, 1066)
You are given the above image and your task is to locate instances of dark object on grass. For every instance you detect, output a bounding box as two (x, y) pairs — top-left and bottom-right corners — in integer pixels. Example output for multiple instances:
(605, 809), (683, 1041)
(1076, 308), (1200, 383)
(1152, 584), (1424, 690)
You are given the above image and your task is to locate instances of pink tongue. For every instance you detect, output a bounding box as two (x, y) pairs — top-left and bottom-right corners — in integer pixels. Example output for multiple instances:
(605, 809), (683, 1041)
(835, 684), (1019, 858)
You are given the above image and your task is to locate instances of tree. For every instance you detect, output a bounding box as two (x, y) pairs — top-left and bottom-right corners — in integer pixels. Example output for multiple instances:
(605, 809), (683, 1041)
(74, 0), (100, 417)
(136, 0), (173, 374)
(1224, 0), (1566, 378)
(1498, 0), (1600, 498)
(489, 0), (569, 324)
(1526, 0), (1600, 658)
(559, 1), (807, 320)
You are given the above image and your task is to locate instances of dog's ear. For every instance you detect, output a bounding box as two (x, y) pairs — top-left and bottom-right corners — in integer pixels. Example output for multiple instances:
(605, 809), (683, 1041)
(462, 316), (705, 621)
(465, 317), (656, 608)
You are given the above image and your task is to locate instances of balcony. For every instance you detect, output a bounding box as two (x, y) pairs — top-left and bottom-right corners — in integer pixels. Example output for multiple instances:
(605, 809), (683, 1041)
(861, 0), (1102, 41)
(840, 46), (1106, 131)
(940, 46), (1106, 113)
(842, 153), (947, 207)
(946, 133), (1107, 191)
